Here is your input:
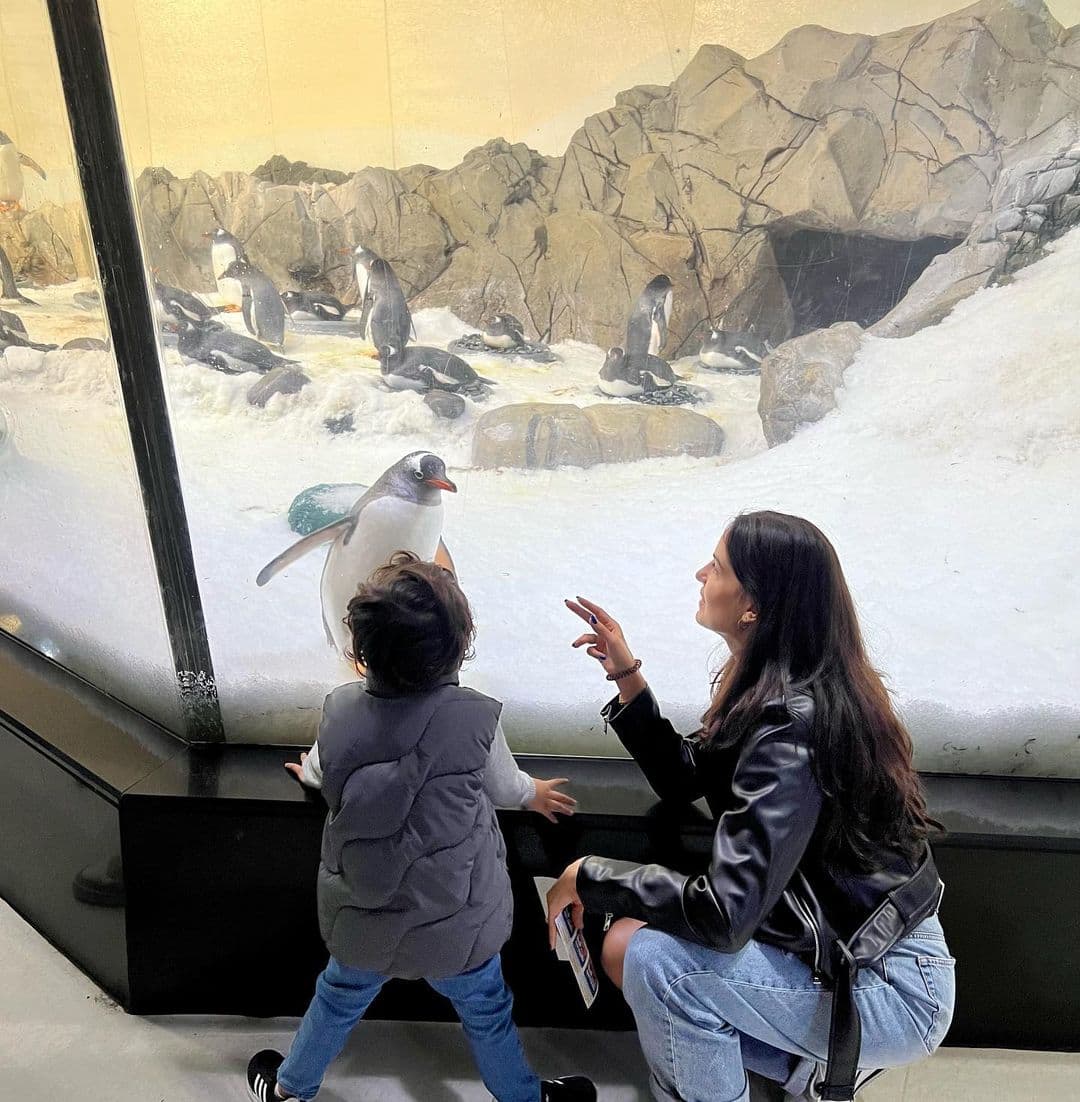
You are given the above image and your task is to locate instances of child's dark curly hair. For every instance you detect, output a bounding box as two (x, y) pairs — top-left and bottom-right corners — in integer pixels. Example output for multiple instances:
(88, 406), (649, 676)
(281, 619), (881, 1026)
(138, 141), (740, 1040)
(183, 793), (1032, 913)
(344, 551), (475, 692)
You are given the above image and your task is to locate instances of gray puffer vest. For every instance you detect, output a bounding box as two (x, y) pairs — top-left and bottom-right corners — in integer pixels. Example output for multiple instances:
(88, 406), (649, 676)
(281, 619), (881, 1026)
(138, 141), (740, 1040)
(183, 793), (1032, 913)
(315, 677), (514, 980)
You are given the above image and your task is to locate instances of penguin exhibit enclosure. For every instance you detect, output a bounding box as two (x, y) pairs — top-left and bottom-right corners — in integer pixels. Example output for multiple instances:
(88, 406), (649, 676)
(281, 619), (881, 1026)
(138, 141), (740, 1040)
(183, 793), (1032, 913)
(1, 0), (1078, 770)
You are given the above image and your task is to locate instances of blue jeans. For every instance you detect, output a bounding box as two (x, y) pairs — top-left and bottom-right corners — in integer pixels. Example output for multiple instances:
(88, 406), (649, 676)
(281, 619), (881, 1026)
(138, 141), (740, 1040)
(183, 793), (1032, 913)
(277, 954), (540, 1101)
(622, 915), (955, 1102)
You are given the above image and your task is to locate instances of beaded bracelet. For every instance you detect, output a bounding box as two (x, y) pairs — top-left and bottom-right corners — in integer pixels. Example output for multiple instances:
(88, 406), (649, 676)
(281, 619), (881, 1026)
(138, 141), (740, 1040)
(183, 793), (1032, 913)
(606, 658), (642, 682)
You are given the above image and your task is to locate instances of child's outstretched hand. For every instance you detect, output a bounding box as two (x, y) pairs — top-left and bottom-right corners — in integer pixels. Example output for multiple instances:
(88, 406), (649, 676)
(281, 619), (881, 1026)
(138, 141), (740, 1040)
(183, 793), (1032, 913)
(527, 777), (576, 823)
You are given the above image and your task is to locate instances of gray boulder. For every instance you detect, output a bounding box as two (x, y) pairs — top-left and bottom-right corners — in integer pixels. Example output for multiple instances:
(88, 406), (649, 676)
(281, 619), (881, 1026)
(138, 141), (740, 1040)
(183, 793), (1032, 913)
(247, 366), (311, 407)
(758, 323), (863, 446)
(424, 390), (467, 420)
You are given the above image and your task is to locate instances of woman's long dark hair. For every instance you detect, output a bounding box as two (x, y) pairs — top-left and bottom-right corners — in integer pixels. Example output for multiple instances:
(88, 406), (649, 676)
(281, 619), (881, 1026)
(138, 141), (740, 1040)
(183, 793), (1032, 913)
(701, 511), (939, 870)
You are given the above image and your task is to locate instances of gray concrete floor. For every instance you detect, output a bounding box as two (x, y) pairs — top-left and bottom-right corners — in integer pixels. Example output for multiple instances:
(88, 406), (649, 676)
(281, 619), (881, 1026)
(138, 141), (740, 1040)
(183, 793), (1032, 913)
(1, 900), (1077, 1101)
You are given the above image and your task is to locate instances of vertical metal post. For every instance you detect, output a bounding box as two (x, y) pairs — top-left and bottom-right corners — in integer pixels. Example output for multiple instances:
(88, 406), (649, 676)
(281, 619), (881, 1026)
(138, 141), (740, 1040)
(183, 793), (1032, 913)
(44, 0), (225, 742)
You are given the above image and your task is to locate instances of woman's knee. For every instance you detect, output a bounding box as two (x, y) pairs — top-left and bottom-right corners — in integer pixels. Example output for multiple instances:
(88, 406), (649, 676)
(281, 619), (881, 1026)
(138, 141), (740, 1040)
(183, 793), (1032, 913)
(601, 918), (647, 989)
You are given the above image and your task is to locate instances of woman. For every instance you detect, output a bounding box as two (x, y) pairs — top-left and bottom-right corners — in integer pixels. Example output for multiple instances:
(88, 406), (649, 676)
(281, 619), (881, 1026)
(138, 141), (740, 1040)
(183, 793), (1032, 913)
(547, 511), (955, 1102)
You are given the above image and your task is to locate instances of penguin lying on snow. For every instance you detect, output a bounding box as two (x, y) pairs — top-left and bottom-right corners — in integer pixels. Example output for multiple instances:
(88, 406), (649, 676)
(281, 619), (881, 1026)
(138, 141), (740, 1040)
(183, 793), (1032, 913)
(166, 309), (299, 375)
(256, 451), (457, 656)
(280, 289), (348, 322)
(482, 313), (526, 349)
(599, 347), (672, 397)
(219, 259), (287, 348)
(377, 343), (496, 395)
(699, 326), (770, 373)
(0, 313), (56, 352)
(154, 280), (223, 326)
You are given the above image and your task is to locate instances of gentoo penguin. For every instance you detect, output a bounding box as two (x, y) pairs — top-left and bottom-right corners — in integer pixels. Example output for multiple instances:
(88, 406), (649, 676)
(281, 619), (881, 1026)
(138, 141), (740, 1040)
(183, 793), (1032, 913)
(378, 343), (495, 394)
(0, 308), (26, 336)
(482, 313), (526, 350)
(153, 280), (222, 326)
(219, 258), (286, 348)
(599, 347), (649, 397)
(280, 289), (348, 322)
(0, 244), (33, 305)
(638, 352), (676, 388)
(698, 326), (770, 373)
(167, 310), (298, 375)
(349, 248), (412, 348)
(256, 451), (457, 656)
(204, 228), (248, 311)
(626, 275), (674, 360)
(0, 315), (56, 352)
(0, 131), (46, 211)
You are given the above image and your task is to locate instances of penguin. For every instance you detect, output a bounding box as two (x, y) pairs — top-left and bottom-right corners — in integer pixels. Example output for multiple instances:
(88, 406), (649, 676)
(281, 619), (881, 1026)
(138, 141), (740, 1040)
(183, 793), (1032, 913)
(350, 248), (412, 348)
(482, 313), (526, 350)
(698, 325), (770, 373)
(0, 131), (46, 211)
(219, 258), (286, 348)
(599, 347), (650, 398)
(255, 451), (457, 655)
(378, 343), (496, 394)
(63, 336), (110, 351)
(280, 289), (348, 322)
(0, 308), (26, 336)
(204, 228), (248, 311)
(638, 352), (676, 389)
(167, 309), (298, 375)
(153, 280), (222, 326)
(0, 244), (33, 305)
(0, 315), (56, 352)
(626, 275), (673, 360)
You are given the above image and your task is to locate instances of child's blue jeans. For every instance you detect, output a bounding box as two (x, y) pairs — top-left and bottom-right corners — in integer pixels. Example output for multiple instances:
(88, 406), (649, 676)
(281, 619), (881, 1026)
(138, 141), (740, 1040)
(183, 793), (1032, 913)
(277, 952), (540, 1101)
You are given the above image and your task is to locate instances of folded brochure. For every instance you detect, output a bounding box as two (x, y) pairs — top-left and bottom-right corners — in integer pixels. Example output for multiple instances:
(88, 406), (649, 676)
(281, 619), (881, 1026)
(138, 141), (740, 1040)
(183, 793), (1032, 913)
(534, 876), (598, 1008)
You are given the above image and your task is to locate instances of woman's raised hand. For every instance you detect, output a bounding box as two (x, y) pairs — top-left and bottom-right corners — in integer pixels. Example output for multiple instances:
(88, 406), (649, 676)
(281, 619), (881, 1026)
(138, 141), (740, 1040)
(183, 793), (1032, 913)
(565, 595), (637, 679)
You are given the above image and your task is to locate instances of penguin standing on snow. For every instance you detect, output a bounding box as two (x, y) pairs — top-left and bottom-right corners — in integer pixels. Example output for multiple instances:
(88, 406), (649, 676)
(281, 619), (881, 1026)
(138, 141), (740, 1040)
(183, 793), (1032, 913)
(350, 247), (412, 348)
(626, 275), (673, 361)
(204, 228), (248, 311)
(255, 451), (457, 656)
(0, 131), (46, 211)
(219, 258), (287, 348)
(378, 343), (495, 395)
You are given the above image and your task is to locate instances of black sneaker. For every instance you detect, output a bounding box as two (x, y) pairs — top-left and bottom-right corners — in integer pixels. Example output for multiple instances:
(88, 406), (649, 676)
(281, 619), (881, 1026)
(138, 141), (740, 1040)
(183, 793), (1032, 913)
(785, 1064), (884, 1100)
(247, 1049), (295, 1102)
(541, 1076), (597, 1102)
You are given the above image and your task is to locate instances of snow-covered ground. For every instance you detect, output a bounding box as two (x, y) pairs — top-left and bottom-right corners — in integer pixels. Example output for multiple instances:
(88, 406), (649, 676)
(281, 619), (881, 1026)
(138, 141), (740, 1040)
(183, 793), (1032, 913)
(1, 230), (1077, 774)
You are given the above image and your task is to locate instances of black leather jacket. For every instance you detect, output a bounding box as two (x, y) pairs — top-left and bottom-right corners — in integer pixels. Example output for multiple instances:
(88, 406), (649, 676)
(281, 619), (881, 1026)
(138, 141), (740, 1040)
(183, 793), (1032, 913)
(577, 687), (925, 977)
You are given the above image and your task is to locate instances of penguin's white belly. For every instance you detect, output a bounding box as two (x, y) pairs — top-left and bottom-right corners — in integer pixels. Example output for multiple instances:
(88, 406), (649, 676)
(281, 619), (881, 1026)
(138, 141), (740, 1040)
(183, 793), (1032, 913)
(599, 377), (643, 397)
(483, 333), (515, 349)
(0, 146), (22, 203)
(383, 371), (427, 392)
(290, 308), (321, 321)
(320, 496), (444, 653)
(355, 265), (369, 334)
(700, 350), (743, 369)
(211, 243), (236, 280)
(216, 276), (244, 309)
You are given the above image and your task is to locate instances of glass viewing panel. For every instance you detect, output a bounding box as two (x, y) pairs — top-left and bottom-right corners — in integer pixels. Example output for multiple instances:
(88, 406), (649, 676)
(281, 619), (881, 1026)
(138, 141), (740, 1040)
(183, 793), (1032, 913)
(92, 0), (1078, 768)
(0, 0), (181, 732)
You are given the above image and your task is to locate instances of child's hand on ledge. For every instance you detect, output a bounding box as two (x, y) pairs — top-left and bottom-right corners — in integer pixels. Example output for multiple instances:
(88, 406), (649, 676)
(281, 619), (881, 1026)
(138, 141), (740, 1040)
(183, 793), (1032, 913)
(527, 777), (577, 823)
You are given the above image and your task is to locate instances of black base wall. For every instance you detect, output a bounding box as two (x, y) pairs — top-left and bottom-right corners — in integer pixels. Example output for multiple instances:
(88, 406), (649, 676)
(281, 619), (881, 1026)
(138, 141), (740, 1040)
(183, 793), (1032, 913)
(2, 634), (1079, 1048)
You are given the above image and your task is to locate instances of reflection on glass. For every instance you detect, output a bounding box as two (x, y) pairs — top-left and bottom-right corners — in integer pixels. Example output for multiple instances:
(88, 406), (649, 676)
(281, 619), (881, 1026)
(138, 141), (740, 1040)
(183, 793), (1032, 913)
(95, 0), (1079, 770)
(0, 0), (180, 730)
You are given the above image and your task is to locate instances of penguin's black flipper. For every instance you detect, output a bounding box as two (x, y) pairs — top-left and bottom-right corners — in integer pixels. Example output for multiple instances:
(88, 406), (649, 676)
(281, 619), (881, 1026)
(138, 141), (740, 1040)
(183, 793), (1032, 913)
(18, 152), (46, 180)
(356, 287), (373, 340)
(241, 291), (256, 338)
(256, 517), (354, 587)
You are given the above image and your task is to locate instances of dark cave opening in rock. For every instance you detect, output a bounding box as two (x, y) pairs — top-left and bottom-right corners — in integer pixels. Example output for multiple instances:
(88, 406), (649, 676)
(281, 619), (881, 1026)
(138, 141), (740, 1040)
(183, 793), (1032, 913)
(770, 229), (960, 337)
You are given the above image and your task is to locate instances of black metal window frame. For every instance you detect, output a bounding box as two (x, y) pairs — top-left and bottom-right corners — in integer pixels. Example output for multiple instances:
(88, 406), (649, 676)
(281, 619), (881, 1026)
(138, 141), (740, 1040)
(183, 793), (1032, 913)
(41, 0), (225, 742)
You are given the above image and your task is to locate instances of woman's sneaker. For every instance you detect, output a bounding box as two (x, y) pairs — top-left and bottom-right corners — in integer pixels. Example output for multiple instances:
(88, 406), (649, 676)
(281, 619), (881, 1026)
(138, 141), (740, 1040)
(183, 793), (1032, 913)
(247, 1049), (296, 1101)
(541, 1076), (597, 1101)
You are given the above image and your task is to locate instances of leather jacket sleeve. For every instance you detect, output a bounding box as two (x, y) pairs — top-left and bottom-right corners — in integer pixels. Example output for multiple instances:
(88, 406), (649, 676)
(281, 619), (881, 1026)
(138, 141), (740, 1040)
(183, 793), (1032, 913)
(601, 688), (704, 803)
(578, 697), (823, 952)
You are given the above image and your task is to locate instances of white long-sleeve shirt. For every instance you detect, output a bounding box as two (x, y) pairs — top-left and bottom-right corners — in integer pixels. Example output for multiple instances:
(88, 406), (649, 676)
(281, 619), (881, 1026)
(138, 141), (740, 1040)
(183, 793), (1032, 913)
(297, 718), (536, 809)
